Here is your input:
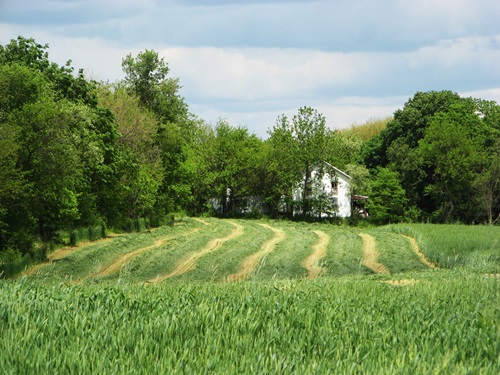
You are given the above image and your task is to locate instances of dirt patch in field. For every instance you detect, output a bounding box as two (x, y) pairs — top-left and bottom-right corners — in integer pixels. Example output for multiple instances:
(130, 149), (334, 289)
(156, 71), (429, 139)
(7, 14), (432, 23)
(226, 223), (285, 282)
(358, 233), (390, 274)
(402, 235), (438, 269)
(382, 279), (417, 286)
(303, 230), (330, 279)
(149, 221), (244, 283)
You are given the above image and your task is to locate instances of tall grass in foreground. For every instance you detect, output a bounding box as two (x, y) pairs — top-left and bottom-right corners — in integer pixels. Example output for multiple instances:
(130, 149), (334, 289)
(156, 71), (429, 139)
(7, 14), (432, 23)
(1, 274), (498, 374)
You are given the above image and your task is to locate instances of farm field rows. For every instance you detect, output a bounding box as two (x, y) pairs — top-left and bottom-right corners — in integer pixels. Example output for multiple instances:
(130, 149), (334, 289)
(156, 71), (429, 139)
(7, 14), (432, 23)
(2, 218), (499, 374)
(23, 218), (471, 285)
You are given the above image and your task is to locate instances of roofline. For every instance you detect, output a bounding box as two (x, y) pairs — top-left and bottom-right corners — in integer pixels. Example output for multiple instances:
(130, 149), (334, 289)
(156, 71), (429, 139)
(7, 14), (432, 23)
(320, 161), (352, 180)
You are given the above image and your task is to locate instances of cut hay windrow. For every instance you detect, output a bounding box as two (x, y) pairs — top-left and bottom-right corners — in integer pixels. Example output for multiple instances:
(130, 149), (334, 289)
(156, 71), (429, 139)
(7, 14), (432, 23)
(402, 234), (439, 269)
(226, 223), (285, 282)
(149, 221), (244, 283)
(358, 233), (390, 274)
(302, 230), (330, 279)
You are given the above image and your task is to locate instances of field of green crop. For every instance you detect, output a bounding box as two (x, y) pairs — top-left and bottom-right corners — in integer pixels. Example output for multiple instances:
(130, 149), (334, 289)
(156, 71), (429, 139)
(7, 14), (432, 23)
(1, 218), (499, 374)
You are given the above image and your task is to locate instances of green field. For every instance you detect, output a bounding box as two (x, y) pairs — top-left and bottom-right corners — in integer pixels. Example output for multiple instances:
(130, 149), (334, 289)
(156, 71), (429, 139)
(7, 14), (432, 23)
(1, 218), (499, 374)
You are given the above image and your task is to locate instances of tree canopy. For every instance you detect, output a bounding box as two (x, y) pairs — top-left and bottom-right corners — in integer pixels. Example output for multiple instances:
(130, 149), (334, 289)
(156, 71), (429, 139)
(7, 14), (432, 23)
(1, 36), (499, 274)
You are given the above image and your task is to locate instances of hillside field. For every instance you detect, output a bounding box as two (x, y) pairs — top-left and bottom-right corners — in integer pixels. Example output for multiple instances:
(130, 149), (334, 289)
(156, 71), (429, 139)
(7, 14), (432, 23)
(1, 218), (499, 374)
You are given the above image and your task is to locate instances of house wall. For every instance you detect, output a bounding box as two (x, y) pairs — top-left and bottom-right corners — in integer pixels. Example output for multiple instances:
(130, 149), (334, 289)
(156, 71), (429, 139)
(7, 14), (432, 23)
(334, 173), (351, 217)
(313, 170), (351, 218)
(293, 165), (352, 218)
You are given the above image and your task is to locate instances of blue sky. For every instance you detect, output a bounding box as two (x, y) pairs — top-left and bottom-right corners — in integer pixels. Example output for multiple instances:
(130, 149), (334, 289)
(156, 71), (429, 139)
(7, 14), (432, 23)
(1, 0), (499, 137)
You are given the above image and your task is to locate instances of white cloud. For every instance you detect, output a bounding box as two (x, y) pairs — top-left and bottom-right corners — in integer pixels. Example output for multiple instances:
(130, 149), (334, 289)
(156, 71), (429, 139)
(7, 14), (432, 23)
(163, 47), (368, 101)
(408, 36), (500, 71)
(1, 0), (499, 138)
(191, 95), (403, 138)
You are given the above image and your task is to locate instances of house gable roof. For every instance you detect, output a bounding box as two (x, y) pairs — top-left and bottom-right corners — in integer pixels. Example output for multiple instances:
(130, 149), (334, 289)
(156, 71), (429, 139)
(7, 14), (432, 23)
(317, 161), (352, 180)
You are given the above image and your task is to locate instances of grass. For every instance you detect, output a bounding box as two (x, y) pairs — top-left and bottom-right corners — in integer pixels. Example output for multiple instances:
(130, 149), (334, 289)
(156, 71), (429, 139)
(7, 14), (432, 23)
(385, 224), (500, 273)
(185, 219), (273, 282)
(321, 227), (367, 276)
(23, 219), (500, 284)
(121, 219), (230, 282)
(1, 272), (497, 374)
(257, 221), (317, 280)
(3, 219), (499, 373)
(366, 229), (429, 274)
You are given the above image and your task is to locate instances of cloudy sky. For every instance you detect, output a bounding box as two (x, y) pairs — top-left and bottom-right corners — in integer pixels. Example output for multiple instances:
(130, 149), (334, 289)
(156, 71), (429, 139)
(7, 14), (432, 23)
(1, 0), (499, 138)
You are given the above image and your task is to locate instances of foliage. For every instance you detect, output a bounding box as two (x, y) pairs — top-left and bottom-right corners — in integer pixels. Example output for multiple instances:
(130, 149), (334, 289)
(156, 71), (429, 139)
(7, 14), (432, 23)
(368, 168), (408, 225)
(360, 91), (500, 223)
(122, 49), (187, 124)
(347, 116), (391, 141)
(325, 130), (363, 171)
(0, 36), (97, 105)
(209, 121), (264, 215)
(70, 225), (105, 247)
(267, 107), (331, 217)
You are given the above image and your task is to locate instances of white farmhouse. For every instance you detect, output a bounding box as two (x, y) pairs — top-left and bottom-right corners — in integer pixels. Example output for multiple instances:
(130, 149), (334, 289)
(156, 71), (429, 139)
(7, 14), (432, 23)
(293, 162), (352, 218)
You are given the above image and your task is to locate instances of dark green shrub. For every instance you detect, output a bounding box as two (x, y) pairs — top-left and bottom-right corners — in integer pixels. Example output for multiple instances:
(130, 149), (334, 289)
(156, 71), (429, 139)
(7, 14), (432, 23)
(70, 231), (79, 246)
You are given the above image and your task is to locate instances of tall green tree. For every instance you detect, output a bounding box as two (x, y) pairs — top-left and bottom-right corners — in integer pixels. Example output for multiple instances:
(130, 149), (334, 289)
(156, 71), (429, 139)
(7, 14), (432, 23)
(121, 49), (192, 217)
(325, 130), (362, 171)
(211, 121), (262, 215)
(360, 91), (486, 221)
(0, 36), (97, 106)
(182, 119), (217, 215)
(267, 107), (328, 217)
(122, 50), (187, 124)
(368, 168), (408, 225)
(419, 103), (492, 223)
(97, 84), (163, 221)
(0, 37), (122, 251)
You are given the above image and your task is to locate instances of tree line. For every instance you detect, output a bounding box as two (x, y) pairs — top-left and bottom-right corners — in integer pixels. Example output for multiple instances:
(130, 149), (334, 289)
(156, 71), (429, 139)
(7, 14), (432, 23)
(1, 37), (499, 269)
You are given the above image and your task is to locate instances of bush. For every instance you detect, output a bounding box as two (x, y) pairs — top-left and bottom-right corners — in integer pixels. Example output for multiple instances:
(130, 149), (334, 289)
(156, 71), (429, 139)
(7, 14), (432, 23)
(0, 248), (31, 278)
(121, 218), (153, 233)
(70, 225), (106, 246)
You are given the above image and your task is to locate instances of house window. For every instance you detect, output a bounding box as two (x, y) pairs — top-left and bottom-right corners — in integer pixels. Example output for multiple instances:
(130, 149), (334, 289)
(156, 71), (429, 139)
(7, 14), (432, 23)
(331, 178), (339, 195)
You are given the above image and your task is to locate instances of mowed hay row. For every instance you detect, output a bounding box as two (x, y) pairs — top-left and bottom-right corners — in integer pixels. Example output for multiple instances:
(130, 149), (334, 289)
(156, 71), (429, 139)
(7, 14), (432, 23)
(180, 220), (275, 282)
(151, 221), (245, 282)
(26, 235), (138, 284)
(29, 218), (206, 284)
(319, 229), (367, 277)
(226, 223), (286, 282)
(81, 219), (213, 283)
(141, 220), (245, 283)
(302, 230), (330, 279)
(366, 230), (429, 274)
(255, 222), (317, 280)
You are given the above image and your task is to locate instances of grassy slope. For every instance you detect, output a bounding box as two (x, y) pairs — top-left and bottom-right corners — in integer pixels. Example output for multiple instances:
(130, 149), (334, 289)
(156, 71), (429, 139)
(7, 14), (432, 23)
(24, 219), (500, 284)
(365, 229), (429, 274)
(186, 220), (273, 282)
